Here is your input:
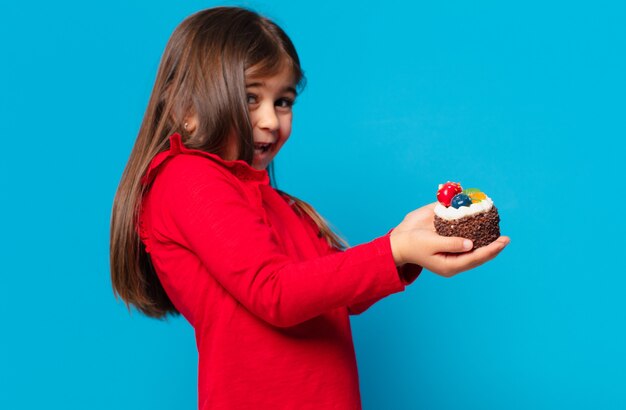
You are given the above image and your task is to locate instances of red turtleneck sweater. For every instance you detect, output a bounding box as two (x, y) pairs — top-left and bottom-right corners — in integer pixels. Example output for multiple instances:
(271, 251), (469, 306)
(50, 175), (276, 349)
(137, 133), (421, 409)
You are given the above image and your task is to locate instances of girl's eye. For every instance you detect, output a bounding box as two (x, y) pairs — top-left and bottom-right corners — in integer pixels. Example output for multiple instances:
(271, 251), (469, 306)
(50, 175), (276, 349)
(276, 98), (294, 109)
(246, 94), (258, 104)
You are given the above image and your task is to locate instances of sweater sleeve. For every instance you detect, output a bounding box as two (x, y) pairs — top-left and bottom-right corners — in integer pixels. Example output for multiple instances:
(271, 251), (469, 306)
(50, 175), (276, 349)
(153, 156), (407, 327)
(346, 264), (422, 315)
(306, 223), (422, 316)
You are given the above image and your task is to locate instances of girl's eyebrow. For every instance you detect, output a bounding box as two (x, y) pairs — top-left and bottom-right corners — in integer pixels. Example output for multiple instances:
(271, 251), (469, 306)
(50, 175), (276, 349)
(245, 82), (297, 95)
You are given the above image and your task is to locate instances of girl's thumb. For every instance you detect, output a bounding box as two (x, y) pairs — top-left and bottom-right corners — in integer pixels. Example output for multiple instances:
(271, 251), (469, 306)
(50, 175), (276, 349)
(437, 236), (473, 253)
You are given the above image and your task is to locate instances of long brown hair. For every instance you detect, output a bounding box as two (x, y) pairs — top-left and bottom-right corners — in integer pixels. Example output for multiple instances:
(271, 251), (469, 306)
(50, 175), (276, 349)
(110, 7), (346, 318)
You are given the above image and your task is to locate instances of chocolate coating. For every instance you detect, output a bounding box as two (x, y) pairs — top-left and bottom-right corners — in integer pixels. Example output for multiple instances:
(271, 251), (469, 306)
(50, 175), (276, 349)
(434, 206), (500, 249)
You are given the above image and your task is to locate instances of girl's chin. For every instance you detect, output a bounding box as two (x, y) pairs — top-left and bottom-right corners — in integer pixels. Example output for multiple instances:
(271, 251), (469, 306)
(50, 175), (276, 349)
(252, 150), (275, 170)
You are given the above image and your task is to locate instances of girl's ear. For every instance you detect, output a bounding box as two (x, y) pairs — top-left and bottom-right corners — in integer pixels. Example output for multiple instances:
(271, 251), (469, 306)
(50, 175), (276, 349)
(183, 112), (199, 134)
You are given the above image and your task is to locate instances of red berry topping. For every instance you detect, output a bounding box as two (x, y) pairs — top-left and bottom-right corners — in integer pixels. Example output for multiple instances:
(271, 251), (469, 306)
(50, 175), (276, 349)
(437, 182), (463, 207)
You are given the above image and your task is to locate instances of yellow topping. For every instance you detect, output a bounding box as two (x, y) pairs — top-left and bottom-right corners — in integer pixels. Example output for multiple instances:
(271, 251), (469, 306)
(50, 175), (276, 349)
(469, 192), (487, 203)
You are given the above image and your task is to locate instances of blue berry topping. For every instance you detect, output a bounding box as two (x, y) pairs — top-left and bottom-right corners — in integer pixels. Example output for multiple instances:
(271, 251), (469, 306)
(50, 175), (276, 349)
(451, 193), (472, 209)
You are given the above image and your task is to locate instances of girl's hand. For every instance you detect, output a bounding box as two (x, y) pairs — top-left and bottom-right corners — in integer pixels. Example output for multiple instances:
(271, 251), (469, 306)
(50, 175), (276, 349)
(389, 204), (510, 277)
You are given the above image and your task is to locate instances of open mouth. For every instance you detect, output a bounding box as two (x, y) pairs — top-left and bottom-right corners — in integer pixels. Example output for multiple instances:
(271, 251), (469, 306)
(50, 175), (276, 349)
(254, 143), (273, 153)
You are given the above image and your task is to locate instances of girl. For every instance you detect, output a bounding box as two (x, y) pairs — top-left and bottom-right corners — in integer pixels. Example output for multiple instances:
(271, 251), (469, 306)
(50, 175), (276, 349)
(110, 7), (509, 409)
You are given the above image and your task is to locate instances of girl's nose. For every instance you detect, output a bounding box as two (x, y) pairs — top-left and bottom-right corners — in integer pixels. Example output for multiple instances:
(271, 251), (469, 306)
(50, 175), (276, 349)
(256, 104), (279, 131)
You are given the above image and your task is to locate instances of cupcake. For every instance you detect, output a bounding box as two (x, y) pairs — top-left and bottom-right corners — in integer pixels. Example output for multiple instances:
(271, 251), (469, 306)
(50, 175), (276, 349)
(433, 182), (500, 249)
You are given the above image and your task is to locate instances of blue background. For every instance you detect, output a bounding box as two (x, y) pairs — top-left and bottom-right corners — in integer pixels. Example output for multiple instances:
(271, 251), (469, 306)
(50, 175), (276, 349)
(1, 1), (625, 408)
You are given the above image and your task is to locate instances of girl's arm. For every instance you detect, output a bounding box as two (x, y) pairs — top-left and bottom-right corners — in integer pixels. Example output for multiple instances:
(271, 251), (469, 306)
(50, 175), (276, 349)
(295, 203), (423, 316)
(153, 155), (409, 328)
(346, 263), (422, 315)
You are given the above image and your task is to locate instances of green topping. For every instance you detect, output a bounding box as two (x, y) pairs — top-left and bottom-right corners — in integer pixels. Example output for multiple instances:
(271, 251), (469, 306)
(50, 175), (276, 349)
(462, 188), (480, 194)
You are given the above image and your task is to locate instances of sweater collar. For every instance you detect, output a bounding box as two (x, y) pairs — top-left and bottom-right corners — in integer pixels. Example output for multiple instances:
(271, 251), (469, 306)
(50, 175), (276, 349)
(141, 133), (270, 186)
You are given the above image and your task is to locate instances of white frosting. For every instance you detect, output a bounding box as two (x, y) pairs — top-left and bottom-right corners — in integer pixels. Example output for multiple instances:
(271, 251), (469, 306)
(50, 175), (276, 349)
(434, 197), (494, 221)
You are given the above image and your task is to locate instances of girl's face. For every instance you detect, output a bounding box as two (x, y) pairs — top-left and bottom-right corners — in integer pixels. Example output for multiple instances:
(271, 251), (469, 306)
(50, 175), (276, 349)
(245, 65), (297, 170)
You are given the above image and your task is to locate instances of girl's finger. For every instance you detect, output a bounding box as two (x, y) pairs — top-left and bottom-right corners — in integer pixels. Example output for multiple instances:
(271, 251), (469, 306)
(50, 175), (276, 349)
(449, 236), (510, 271)
(434, 235), (473, 253)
